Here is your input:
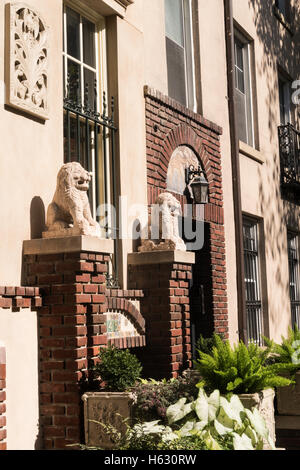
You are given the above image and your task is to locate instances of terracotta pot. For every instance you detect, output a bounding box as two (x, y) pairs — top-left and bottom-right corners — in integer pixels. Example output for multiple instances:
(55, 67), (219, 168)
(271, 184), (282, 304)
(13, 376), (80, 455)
(276, 371), (300, 416)
(82, 391), (135, 449)
(239, 388), (276, 448)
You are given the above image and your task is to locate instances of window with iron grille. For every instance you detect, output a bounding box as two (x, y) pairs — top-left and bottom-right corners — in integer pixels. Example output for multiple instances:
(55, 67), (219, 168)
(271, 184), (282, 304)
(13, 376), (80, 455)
(243, 218), (263, 345)
(62, 5), (119, 286)
(287, 232), (300, 329)
(62, 5), (116, 231)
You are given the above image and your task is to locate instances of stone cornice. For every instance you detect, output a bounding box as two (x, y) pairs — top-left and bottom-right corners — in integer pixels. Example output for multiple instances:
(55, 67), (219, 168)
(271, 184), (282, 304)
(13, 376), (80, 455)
(117, 0), (134, 7)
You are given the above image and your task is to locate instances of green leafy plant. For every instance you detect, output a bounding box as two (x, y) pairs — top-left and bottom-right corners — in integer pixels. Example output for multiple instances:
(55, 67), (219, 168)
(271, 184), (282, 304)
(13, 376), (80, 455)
(161, 388), (275, 450)
(77, 388), (276, 451)
(264, 326), (300, 368)
(130, 376), (198, 423)
(195, 334), (295, 394)
(196, 333), (224, 355)
(93, 346), (142, 392)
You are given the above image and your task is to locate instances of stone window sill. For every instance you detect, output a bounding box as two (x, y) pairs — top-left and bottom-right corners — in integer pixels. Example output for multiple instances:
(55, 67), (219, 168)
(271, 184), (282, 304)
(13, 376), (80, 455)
(239, 140), (265, 164)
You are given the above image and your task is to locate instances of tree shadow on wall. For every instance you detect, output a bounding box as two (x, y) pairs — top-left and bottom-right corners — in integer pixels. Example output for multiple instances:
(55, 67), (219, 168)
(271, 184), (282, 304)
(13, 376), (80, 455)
(247, 0), (300, 338)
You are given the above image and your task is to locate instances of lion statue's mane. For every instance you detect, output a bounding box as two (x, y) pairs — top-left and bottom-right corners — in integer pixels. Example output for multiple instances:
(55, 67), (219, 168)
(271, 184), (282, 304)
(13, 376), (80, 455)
(43, 162), (101, 238)
(139, 192), (186, 252)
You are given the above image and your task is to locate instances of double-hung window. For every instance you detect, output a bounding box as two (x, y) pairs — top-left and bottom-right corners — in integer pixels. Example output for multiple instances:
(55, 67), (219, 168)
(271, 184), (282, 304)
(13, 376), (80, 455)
(287, 232), (300, 329)
(243, 218), (263, 345)
(165, 0), (196, 111)
(63, 5), (113, 229)
(234, 35), (255, 148)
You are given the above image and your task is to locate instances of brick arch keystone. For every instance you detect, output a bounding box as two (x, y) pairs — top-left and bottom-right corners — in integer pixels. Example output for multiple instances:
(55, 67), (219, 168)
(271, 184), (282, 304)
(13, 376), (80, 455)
(160, 123), (215, 195)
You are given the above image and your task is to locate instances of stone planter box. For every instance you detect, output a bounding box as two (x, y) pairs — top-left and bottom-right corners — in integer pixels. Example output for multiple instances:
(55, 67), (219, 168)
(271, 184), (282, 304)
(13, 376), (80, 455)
(239, 388), (276, 448)
(276, 371), (300, 416)
(82, 392), (135, 449)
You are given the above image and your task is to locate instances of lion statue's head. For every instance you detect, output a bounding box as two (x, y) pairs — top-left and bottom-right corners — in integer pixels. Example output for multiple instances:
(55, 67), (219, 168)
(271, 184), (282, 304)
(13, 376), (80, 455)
(56, 162), (93, 195)
(156, 192), (182, 216)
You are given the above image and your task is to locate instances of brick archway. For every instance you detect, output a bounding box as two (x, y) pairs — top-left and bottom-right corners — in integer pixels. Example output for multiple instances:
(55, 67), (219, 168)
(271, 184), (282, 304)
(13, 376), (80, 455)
(160, 123), (216, 198)
(144, 86), (229, 341)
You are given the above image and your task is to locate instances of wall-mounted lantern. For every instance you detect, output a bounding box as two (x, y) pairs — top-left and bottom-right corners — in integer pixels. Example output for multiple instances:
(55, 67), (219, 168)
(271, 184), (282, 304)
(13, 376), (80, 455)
(185, 165), (209, 204)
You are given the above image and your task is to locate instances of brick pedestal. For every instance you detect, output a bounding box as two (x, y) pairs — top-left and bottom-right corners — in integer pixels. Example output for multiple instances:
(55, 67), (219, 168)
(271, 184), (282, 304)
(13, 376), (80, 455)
(23, 236), (114, 450)
(128, 250), (195, 379)
(0, 345), (6, 450)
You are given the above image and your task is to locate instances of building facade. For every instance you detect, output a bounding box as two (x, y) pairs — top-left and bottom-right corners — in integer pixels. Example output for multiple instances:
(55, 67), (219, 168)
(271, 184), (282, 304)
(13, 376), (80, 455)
(0, 0), (299, 450)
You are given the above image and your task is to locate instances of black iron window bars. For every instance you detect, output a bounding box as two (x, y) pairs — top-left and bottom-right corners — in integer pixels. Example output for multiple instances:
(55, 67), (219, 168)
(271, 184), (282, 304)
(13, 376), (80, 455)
(279, 123), (300, 198)
(243, 219), (263, 346)
(63, 71), (119, 287)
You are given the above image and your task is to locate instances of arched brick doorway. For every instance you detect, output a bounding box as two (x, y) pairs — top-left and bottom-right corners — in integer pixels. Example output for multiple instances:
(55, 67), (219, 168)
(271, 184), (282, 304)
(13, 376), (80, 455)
(144, 87), (229, 355)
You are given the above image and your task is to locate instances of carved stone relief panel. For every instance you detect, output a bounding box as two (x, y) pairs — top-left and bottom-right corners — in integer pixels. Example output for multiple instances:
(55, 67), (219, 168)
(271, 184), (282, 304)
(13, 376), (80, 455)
(6, 3), (49, 119)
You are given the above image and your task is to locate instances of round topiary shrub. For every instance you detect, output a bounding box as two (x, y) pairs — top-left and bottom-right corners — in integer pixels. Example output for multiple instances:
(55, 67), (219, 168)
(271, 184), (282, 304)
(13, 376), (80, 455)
(93, 346), (142, 392)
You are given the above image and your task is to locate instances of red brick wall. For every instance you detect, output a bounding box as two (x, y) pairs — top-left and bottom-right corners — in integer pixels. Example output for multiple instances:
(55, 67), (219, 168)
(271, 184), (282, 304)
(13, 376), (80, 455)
(128, 261), (193, 379)
(23, 252), (147, 449)
(0, 346), (6, 450)
(144, 86), (228, 339)
(0, 286), (42, 310)
(24, 251), (110, 449)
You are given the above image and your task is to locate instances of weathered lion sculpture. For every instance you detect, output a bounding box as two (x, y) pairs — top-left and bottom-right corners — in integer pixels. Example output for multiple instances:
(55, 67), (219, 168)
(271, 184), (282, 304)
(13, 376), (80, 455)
(138, 192), (186, 252)
(43, 162), (101, 238)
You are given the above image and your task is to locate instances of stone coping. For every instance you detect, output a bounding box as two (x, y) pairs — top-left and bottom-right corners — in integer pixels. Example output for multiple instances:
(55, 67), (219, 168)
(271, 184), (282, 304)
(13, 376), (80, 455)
(128, 250), (195, 266)
(23, 236), (114, 255)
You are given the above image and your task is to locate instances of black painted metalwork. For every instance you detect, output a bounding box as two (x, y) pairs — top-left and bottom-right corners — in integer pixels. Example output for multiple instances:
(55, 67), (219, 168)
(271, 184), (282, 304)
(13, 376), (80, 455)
(243, 219), (263, 346)
(279, 124), (300, 199)
(63, 70), (119, 287)
(287, 232), (300, 329)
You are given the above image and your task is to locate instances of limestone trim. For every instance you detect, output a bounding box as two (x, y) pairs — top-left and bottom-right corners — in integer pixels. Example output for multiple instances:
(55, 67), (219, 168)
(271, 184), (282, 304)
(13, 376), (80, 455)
(23, 236), (114, 256)
(128, 250), (195, 266)
(74, 0), (134, 19)
(5, 3), (49, 120)
(239, 140), (265, 164)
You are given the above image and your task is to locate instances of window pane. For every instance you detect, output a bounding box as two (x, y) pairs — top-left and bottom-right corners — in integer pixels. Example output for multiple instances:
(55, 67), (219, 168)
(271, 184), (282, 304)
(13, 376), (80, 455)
(165, 0), (184, 47)
(84, 68), (96, 110)
(235, 41), (244, 71)
(234, 37), (254, 147)
(83, 18), (96, 68)
(67, 7), (80, 60)
(166, 37), (186, 106)
(67, 60), (81, 102)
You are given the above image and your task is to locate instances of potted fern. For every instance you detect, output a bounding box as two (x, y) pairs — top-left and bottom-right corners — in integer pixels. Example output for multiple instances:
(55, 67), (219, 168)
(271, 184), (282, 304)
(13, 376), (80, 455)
(265, 326), (300, 416)
(194, 334), (295, 445)
(82, 346), (142, 449)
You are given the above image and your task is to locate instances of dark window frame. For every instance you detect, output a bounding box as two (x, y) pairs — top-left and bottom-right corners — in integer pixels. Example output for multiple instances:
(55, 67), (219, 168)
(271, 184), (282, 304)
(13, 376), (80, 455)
(243, 217), (264, 345)
(287, 230), (300, 329)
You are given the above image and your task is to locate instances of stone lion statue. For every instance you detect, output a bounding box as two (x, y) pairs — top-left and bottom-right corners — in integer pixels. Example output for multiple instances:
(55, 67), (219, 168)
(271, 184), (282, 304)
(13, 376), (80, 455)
(139, 192), (186, 252)
(43, 162), (101, 238)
